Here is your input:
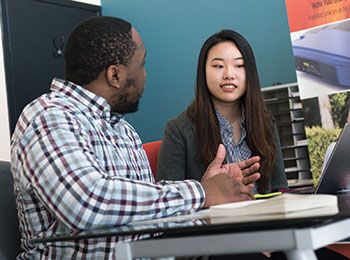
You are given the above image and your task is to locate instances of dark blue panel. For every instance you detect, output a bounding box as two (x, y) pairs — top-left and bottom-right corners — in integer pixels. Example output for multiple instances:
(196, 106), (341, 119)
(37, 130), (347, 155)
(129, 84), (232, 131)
(101, 0), (296, 142)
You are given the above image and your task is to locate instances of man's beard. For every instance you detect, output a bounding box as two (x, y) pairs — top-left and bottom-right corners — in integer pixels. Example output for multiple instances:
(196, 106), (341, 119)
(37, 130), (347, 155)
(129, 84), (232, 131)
(111, 78), (143, 114)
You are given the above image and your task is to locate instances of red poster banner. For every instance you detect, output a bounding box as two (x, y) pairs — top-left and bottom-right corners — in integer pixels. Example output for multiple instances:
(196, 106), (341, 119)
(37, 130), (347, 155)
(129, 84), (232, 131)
(285, 0), (350, 32)
(285, 0), (350, 100)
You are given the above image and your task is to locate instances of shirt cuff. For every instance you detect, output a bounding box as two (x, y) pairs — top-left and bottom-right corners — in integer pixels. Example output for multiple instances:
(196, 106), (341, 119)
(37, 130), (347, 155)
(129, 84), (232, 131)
(161, 179), (205, 213)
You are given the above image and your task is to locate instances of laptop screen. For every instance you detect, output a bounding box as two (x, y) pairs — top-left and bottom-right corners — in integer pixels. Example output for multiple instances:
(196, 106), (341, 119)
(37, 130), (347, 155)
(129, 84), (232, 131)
(315, 123), (350, 194)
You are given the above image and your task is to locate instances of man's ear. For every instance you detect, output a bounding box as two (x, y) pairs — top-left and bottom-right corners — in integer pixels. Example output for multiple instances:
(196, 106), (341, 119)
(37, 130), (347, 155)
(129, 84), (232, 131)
(105, 64), (126, 88)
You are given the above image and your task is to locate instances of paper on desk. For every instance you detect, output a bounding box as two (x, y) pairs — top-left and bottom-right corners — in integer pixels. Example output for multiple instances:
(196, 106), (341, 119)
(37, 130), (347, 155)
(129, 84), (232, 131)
(209, 193), (338, 218)
(130, 194), (339, 227)
(210, 205), (339, 225)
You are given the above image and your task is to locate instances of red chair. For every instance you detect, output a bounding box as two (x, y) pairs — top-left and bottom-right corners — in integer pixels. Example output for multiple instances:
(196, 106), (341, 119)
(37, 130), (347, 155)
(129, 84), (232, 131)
(142, 140), (162, 177)
(327, 244), (350, 258)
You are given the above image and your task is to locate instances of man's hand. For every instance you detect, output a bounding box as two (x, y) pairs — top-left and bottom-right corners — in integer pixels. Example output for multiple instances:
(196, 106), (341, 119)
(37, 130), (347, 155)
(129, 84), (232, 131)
(201, 167), (257, 208)
(201, 144), (261, 183)
(224, 157), (261, 186)
(200, 144), (261, 208)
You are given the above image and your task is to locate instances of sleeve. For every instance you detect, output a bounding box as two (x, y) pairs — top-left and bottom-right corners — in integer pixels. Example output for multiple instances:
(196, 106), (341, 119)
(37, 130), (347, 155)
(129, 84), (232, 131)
(19, 109), (205, 230)
(271, 122), (289, 191)
(156, 119), (188, 181)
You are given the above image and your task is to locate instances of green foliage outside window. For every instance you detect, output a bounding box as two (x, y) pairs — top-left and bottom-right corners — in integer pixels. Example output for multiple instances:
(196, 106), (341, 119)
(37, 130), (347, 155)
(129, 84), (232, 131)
(305, 126), (341, 185)
(329, 91), (348, 128)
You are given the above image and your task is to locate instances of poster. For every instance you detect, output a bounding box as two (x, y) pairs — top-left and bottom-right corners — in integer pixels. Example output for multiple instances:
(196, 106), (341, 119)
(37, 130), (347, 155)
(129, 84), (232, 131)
(285, 0), (350, 186)
(301, 90), (350, 184)
(285, 0), (350, 100)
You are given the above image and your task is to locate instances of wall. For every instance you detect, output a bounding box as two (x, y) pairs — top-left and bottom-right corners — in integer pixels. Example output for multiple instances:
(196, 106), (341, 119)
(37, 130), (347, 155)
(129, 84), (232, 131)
(0, 24), (10, 161)
(72, 0), (100, 5)
(0, 0), (101, 161)
(0, 0), (298, 158)
(102, 0), (297, 143)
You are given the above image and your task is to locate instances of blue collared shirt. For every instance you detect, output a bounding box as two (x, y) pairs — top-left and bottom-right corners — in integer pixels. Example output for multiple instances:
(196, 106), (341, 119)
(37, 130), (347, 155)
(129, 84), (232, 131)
(215, 109), (252, 163)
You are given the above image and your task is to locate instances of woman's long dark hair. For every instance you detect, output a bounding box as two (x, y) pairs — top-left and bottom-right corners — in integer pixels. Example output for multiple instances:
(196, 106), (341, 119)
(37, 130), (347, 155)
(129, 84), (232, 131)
(187, 29), (276, 193)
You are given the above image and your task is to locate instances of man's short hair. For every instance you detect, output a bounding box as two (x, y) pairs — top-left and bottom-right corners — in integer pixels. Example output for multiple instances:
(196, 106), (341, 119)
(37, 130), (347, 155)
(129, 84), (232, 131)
(64, 16), (136, 86)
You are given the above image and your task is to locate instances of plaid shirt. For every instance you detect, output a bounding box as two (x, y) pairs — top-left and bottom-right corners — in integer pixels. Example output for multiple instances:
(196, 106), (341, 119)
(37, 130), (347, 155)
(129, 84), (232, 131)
(11, 78), (204, 259)
(215, 109), (252, 163)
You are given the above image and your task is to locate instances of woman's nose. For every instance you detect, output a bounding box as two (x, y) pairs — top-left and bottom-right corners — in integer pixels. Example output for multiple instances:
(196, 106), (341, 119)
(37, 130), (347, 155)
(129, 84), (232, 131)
(224, 70), (235, 79)
(223, 67), (236, 79)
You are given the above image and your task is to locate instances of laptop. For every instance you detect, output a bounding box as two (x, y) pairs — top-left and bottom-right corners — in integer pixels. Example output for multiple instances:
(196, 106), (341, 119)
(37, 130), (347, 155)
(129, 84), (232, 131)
(315, 123), (350, 194)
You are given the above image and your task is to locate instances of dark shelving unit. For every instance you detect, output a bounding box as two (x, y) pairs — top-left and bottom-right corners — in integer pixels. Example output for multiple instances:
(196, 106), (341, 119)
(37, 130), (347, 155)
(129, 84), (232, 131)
(262, 83), (312, 184)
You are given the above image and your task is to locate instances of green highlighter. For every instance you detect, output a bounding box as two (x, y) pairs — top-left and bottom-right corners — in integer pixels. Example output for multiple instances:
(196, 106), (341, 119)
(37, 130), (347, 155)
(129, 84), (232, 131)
(254, 191), (282, 199)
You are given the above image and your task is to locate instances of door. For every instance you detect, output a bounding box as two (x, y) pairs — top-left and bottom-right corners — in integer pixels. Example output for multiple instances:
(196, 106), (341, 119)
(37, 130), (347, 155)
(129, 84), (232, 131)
(0, 0), (100, 133)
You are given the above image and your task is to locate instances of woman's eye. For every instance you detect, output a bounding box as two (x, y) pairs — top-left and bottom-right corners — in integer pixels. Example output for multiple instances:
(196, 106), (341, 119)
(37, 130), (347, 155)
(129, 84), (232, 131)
(213, 65), (223, 69)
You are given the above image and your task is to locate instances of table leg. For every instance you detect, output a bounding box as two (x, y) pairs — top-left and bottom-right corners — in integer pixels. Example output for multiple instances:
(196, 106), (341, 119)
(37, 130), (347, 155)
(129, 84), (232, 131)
(116, 242), (132, 260)
(285, 249), (317, 260)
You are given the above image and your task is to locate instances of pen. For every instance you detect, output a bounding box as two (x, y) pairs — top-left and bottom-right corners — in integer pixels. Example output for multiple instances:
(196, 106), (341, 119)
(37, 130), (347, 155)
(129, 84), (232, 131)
(254, 191), (282, 199)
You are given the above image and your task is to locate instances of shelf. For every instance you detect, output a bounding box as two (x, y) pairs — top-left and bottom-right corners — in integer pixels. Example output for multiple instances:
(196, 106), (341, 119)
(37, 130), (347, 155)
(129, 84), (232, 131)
(296, 139), (308, 146)
(283, 156), (310, 162)
(278, 119), (305, 127)
(282, 143), (308, 150)
(262, 83), (311, 181)
(287, 179), (314, 188)
(271, 108), (303, 116)
(284, 132), (306, 137)
(264, 95), (300, 104)
(285, 167), (310, 173)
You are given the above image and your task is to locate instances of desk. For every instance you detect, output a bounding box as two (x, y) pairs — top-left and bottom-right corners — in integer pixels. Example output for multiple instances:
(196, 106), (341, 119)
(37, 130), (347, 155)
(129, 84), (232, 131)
(31, 194), (350, 260)
(116, 218), (350, 260)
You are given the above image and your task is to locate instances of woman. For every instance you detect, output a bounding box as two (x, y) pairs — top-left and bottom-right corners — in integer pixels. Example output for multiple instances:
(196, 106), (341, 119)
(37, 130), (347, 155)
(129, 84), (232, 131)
(156, 29), (287, 194)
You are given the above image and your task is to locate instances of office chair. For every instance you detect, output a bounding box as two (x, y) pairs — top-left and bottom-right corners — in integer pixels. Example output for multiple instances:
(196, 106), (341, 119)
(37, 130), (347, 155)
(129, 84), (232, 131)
(327, 244), (350, 258)
(142, 140), (162, 177)
(0, 161), (22, 259)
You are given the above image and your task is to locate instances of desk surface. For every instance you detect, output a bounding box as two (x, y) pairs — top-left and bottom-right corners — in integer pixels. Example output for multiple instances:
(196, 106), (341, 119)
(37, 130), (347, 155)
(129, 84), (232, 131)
(30, 193), (350, 244)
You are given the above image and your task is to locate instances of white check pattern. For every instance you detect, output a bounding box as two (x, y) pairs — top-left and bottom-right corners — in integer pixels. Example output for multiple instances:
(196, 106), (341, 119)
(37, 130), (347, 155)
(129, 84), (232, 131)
(11, 78), (204, 259)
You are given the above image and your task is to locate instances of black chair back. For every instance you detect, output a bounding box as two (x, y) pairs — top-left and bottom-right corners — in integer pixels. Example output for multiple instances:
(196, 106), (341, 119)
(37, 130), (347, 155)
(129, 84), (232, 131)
(0, 161), (22, 259)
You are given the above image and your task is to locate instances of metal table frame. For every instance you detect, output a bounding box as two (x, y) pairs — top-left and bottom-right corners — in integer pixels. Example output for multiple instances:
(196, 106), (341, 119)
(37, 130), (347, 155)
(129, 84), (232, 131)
(116, 218), (350, 260)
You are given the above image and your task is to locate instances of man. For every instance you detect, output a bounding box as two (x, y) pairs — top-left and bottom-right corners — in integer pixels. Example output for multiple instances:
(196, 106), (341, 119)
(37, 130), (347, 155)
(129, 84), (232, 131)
(11, 16), (260, 259)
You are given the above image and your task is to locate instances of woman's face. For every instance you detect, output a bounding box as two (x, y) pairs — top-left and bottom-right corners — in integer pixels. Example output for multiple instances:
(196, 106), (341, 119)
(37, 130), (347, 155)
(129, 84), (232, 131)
(205, 41), (246, 106)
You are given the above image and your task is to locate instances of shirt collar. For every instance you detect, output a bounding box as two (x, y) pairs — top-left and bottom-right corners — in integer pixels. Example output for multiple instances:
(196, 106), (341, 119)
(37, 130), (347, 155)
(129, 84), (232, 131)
(50, 78), (124, 123)
(215, 103), (246, 128)
(215, 109), (231, 128)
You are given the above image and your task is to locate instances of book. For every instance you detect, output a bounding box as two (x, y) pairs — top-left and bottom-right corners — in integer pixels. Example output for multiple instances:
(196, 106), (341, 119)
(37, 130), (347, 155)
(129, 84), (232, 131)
(129, 194), (338, 228)
(209, 205), (339, 225)
(209, 193), (338, 218)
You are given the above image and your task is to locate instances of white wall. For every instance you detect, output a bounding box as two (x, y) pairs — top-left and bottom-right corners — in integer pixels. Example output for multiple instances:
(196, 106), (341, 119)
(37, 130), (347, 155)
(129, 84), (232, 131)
(0, 0), (101, 161)
(71, 0), (101, 5)
(0, 25), (10, 161)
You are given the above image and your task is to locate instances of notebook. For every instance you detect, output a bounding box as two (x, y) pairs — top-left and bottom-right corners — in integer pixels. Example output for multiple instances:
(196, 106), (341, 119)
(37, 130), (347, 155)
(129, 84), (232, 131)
(314, 123), (350, 194)
(209, 193), (338, 218)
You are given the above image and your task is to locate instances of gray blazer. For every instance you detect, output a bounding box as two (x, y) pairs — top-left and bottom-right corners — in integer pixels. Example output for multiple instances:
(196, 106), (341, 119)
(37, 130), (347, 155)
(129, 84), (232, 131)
(156, 111), (288, 193)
